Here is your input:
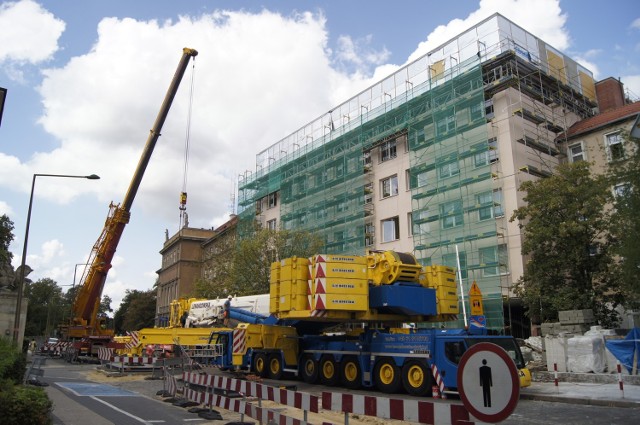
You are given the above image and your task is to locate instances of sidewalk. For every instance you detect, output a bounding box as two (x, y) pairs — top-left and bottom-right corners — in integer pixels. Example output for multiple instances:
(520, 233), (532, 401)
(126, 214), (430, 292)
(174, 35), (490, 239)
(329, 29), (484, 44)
(521, 380), (640, 408)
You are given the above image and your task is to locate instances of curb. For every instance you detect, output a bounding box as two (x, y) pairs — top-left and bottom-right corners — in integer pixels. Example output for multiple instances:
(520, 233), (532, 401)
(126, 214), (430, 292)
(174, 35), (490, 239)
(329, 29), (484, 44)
(520, 392), (640, 409)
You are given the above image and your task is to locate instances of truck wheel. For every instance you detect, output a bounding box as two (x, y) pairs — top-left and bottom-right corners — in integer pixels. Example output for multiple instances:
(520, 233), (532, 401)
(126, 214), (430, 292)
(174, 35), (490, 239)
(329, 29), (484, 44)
(374, 357), (401, 393)
(401, 360), (432, 396)
(319, 355), (339, 386)
(300, 354), (319, 384)
(268, 353), (284, 380)
(253, 353), (268, 377)
(340, 356), (361, 389)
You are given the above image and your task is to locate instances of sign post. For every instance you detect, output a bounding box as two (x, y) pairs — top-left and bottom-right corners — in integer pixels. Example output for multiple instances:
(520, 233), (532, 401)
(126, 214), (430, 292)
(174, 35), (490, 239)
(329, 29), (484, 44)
(457, 342), (519, 423)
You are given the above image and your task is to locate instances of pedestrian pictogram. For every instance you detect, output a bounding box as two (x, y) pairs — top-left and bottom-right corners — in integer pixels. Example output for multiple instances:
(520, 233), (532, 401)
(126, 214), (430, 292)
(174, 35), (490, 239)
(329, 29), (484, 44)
(457, 342), (519, 423)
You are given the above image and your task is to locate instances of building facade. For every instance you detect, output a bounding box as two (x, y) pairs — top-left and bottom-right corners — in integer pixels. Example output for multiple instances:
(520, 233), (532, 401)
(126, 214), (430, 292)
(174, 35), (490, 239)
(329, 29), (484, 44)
(156, 227), (215, 326)
(237, 14), (598, 336)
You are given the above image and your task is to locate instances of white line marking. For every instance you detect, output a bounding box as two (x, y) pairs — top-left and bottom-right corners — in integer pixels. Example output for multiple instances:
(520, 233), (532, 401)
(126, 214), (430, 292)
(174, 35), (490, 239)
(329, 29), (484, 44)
(90, 396), (164, 424)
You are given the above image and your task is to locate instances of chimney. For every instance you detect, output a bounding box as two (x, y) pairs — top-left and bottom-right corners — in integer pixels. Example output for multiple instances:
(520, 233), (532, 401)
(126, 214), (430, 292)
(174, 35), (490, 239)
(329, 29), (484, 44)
(595, 77), (626, 112)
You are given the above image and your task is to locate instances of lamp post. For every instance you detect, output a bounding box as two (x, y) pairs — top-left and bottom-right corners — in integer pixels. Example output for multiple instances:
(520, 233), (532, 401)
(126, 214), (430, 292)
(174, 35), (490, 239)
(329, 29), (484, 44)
(13, 173), (100, 344)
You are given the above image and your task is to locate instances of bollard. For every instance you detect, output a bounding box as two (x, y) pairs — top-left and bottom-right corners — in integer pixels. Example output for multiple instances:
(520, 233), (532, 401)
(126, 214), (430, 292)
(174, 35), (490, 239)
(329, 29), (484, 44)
(554, 362), (559, 393)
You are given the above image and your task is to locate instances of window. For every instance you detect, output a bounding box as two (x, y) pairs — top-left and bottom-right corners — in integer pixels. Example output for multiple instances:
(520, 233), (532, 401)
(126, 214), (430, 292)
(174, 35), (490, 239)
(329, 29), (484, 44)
(407, 168), (428, 189)
(268, 192), (277, 209)
(381, 216), (400, 242)
(336, 200), (348, 212)
(441, 200), (463, 229)
(470, 101), (484, 121)
(364, 183), (374, 204)
(568, 142), (585, 162)
(474, 138), (498, 167)
(380, 140), (397, 162)
(477, 189), (503, 221)
(485, 99), (495, 120)
(605, 132), (624, 161)
(439, 161), (460, 179)
(442, 251), (467, 279)
(411, 210), (431, 236)
(316, 208), (328, 220)
(436, 115), (456, 135)
(365, 222), (375, 246)
(407, 212), (413, 237)
(479, 244), (508, 277)
(363, 150), (372, 167)
(255, 199), (263, 215)
(381, 175), (399, 198)
(613, 183), (630, 198)
(267, 219), (277, 230)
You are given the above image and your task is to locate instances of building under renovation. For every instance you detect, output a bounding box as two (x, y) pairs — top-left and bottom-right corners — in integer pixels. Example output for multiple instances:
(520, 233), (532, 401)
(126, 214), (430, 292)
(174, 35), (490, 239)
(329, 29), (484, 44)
(235, 13), (598, 336)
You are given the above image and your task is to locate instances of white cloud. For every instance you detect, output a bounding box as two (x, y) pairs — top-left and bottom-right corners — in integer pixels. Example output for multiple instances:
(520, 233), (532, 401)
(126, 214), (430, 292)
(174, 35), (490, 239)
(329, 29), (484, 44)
(0, 200), (13, 216)
(405, 0), (569, 64)
(334, 34), (391, 75)
(0, 0), (65, 66)
(621, 75), (640, 100)
(631, 17), (640, 30)
(0, 10), (357, 230)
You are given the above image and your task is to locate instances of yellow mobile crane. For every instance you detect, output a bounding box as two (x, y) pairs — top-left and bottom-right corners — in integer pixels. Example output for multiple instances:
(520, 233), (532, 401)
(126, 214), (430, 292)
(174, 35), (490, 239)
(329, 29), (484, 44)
(61, 48), (198, 358)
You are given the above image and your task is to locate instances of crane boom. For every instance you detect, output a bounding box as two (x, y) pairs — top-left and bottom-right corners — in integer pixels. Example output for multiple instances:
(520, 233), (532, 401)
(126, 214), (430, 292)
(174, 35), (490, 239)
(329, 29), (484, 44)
(66, 48), (198, 338)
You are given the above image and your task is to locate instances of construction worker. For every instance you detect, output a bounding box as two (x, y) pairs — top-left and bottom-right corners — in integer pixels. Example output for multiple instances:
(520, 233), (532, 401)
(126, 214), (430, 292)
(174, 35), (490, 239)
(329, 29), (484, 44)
(223, 295), (232, 326)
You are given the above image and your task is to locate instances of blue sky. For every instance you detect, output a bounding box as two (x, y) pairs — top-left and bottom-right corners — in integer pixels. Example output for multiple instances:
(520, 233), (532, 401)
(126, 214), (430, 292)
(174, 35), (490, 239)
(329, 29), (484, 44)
(1, 0), (639, 312)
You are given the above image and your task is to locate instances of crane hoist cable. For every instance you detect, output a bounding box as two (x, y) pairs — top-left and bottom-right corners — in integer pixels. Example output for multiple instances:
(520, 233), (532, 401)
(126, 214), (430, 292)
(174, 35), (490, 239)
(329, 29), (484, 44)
(179, 56), (197, 226)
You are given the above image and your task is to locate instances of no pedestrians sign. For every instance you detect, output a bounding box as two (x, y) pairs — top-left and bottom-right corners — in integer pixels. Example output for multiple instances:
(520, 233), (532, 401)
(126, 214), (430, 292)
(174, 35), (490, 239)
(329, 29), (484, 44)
(456, 342), (520, 423)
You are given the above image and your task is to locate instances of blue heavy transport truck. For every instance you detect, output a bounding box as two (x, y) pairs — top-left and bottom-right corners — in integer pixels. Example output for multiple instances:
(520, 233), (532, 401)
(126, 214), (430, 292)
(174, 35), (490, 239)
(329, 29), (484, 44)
(203, 251), (531, 396)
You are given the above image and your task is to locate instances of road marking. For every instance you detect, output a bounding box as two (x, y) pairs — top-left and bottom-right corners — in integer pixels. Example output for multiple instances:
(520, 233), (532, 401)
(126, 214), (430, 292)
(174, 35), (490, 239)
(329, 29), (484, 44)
(57, 382), (136, 397)
(91, 396), (164, 424)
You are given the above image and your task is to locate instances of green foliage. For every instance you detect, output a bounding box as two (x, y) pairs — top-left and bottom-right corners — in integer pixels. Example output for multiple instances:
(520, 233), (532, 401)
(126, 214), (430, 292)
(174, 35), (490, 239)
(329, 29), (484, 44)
(114, 289), (156, 333)
(510, 161), (621, 324)
(197, 228), (324, 298)
(607, 132), (640, 308)
(0, 381), (52, 425)
(233, 228), (324, 296)
(0, 337), (26, 384)
(0, 338), (51, 424)
(23, 278), (63, 337)
(0, 214), (14, 265)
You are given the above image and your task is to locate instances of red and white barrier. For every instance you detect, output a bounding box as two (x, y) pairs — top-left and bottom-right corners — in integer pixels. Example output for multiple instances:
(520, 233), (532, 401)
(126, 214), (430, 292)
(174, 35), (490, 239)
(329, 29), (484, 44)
(110, 356), (157, 365)
(431, 364), (446, 398)
(98, 347), (114, 361)
(125, 331), (140, 349)
(617, 361), (625, 398)
(183, 372), (319, 412)
(184, 390), (306, 425)
(321, 392), (471, 424)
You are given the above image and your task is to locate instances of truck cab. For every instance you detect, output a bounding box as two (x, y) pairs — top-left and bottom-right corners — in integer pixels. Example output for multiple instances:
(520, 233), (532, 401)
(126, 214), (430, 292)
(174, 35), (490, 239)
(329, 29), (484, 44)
(434, 330), (531, 389)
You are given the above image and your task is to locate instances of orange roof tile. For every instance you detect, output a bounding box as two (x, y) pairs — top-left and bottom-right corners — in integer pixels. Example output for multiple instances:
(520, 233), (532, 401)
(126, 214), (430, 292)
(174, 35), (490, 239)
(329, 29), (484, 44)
(562, 102), (640, 140)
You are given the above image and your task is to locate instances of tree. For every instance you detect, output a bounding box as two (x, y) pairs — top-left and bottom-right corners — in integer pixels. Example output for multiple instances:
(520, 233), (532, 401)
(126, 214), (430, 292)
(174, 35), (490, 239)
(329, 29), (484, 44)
(232, 228), (325, 295)
(113, 289), (156, 333)
(0, 214), (14, 265)
(607, 132), (640, 308)
(196, 228), (324, 298)
(510, 161), (621, 326)
(23, 278), (64, 337)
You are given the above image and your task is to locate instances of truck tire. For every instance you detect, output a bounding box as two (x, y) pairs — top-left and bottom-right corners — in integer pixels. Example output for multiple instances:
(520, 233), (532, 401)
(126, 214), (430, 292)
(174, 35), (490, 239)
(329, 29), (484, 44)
(340, 356), (362, 389)
(300, 354), (319, 384)
(319, 355), (339, 386)
(374, 357), (402, 393)
(401, 359), (432, 396)
(253, 353), (268, 378)
(268, 353), (284, 380)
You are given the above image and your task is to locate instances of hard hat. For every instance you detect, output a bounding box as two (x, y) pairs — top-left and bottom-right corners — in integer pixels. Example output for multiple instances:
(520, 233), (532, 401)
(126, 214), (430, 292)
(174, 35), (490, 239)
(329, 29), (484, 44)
(228, 295), (232, 299)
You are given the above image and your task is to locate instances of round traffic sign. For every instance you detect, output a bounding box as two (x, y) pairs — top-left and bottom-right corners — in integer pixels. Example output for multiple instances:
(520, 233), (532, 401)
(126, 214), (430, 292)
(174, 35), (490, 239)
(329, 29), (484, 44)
(456, 342), (519, 423)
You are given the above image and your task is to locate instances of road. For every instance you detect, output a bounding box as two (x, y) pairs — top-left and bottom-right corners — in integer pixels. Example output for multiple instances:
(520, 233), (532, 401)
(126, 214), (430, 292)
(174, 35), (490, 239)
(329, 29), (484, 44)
(36, 358), (638, 425)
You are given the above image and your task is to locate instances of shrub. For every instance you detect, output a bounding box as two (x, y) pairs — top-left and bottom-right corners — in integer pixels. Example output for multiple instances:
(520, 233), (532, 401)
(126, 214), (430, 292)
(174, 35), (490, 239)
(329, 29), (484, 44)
(0, 338), (53, 424)
(0, 381), (53, 425)
(0, 337), (26, 383)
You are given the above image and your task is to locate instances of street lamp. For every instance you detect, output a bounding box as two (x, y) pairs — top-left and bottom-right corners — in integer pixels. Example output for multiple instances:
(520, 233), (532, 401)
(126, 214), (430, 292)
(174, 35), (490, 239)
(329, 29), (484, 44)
(13, 173), (100, 344)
